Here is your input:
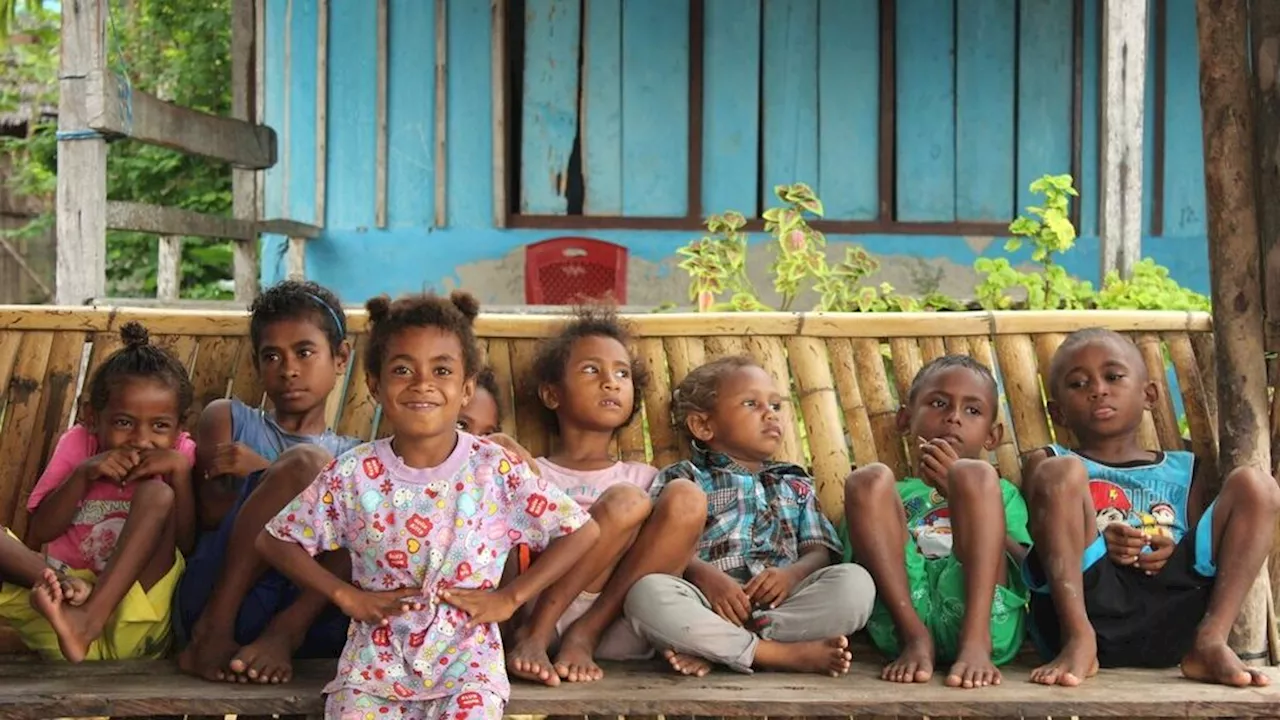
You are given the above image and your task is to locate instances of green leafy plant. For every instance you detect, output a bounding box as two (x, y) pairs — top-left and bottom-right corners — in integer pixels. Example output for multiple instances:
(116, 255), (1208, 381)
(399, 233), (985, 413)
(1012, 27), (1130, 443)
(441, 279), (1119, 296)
(1095, 259), (1211, 311)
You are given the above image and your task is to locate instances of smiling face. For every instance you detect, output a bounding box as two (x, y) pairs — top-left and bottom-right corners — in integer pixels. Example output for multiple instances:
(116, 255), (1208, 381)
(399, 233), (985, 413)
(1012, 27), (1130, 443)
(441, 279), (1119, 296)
(687, 364), (785, 468)
(89, 377), (183, 452)
(255, 316), (347, 416)
(539, 334), (636, 433)
(367, 325), (475, 447)
(899, 366), (1001, 460)
(1050, 337), (1154, 442)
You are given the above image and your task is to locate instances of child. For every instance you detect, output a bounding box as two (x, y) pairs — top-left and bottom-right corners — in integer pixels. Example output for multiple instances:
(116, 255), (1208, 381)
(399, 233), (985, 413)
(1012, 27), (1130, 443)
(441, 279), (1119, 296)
(625, 356), (875, 677)
(843, 355), (1031, 689)
(0, 321), (196, 662)
(457, 368), (502, 437)
(178, 280), (361, 684)
(1023, 328), (1279, 687)
(0, 526), (90, 623)
(506, 307), (706, 686)
(256, 291), (601, 720)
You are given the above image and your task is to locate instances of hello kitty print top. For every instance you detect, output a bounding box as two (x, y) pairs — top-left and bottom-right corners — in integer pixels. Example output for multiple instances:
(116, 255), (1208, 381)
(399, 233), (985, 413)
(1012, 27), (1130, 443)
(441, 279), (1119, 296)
(265, 433), (590, 702)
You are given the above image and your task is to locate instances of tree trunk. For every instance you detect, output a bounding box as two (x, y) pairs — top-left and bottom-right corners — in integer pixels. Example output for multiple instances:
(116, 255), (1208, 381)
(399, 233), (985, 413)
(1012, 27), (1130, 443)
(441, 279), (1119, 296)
(1197, 0), (1275, 663)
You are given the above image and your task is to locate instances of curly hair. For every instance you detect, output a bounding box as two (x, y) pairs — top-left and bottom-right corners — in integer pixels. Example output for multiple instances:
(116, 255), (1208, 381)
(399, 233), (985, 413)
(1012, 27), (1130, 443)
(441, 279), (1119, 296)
(670, 355), (759, 445)
(474, 367), (503, 424)
(363, 291), (482, 379)
(1046, 327), (1143, 397)
(85, 321), (194, 419)
(249, 280), (347, 355)
(906, 354), (999, 407)
(531, 305), (648, 430)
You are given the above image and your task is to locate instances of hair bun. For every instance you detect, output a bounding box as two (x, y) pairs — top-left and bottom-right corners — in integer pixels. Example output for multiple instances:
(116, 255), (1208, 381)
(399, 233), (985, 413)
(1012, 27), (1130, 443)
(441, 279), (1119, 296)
(449, 291), (481, 322)
(365, 295), (392, 324)
(119, 321), (151, 349)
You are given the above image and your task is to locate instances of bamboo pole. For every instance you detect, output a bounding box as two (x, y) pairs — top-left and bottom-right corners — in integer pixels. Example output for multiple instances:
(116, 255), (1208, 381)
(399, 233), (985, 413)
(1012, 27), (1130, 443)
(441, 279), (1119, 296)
(1197, 0), (1275, 662)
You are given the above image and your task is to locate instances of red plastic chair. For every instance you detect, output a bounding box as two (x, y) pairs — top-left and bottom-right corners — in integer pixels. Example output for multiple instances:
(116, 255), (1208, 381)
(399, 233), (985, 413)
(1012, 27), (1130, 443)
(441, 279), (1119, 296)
(524, 237), (628, 305)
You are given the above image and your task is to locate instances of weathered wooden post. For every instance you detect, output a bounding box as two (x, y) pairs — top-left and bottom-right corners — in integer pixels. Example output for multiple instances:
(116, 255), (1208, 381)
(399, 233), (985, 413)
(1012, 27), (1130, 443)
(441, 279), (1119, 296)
(1197, 0), (1276, 662)
(1100, 0), (1148, 279)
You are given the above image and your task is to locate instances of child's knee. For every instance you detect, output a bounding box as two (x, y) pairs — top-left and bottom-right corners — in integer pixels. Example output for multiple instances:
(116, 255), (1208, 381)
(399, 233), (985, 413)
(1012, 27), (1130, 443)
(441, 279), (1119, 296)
(844, 463), (895, 502)
(269, 444), (334, 492)
(1222, 466), (1280, 511)
(948, 459), (1000, 497)
(1023, 455), (1087, 501)
(592, 483), (652, 528)
(654, 479), (707, 526)
(131, 478), (176, 512)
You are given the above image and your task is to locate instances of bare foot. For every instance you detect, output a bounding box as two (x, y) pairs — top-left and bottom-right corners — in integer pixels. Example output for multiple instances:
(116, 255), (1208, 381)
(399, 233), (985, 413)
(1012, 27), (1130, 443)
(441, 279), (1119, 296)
(755, 636), (853, 677)
(1030, 633), (1098, 687)
(945, 642), (1001, 689)
(506, 632), (560, 687)
(29, 571), (98, 663)
(664, 649), (711, 677)
(1180, 639), (1270, 687)
(883, 633), (934, 683)
(553, 629), (604, 683)
(177, 625), (241, 683)
(228, 630), (297, 684)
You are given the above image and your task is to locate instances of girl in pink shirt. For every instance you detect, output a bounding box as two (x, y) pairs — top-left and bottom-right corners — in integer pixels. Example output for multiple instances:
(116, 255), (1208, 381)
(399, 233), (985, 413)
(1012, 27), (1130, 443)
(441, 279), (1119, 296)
(1, 321), (197, 662)
(505, 306), (707, 686)
(256, 291), (599, 720)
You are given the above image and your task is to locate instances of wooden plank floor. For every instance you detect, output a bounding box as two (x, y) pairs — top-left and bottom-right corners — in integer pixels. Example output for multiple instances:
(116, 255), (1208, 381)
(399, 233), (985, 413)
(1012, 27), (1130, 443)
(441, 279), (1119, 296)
(2, 658), (1280, 719)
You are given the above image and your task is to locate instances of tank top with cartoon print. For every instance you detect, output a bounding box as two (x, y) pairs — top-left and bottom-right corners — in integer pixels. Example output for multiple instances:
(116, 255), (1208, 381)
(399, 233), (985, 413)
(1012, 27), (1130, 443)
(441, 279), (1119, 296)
(1046, 444), (1195, 543)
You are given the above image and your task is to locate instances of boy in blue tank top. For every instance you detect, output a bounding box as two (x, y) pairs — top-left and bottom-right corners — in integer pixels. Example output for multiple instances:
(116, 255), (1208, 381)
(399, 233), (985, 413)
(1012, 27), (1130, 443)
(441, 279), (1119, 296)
(1022, 328), (1279, 688)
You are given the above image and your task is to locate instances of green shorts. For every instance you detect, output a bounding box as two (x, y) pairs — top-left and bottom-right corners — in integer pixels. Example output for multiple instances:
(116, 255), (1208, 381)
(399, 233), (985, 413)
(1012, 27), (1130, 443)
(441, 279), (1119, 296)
(863, 542), (1029, 665)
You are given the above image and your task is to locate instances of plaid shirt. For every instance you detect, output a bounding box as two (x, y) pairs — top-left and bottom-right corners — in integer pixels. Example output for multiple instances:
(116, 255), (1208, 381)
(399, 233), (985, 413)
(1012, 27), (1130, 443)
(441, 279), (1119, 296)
(651, 443), (841, 582)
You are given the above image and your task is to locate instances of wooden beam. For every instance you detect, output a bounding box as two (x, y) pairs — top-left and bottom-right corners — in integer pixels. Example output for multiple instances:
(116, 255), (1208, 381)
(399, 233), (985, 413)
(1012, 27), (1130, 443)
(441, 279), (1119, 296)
(1197, 0), (1275, 662)
(1253, 2), (1280, 353)
(156, 236), (183, 303)
(491, 0), (508, 227)
(88, 72), (278, 171)
(287, 237), (307, 280)
(107, 202), (258, 242)
(316, 0), (329, 226)
(375, 0), (389, 228)
(1099, 0), (1147, 279)
(55, 0), (108, 306)
(258, 219), (322, 238)
(434, 0), (448, 228)
(232, 0), (261, 302)
(0, 235), (52, 300)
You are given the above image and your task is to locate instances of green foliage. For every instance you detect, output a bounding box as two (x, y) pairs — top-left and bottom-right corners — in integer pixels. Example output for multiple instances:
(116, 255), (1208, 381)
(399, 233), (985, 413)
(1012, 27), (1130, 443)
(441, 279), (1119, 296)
(3, 0), (236, 300)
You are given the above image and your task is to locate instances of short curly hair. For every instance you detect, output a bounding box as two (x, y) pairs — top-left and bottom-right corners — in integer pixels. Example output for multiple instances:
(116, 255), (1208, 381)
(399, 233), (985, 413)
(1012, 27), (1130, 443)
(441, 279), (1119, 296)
(907, 354), (998, 407)
(1047, 327), (1144, 397)
(86, 321), (194, 420)
(531, 305), (648, 430)
(249, 280), (347, 356)
(363, 290), (482, 379)
(670, 355), (759, 445)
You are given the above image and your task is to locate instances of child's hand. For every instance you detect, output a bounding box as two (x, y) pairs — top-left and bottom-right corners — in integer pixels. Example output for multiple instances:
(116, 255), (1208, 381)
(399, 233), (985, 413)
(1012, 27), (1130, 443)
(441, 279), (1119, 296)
(86, 448), (141, 484)
(486, 434), (540, 476)
(918, 437), (960, 496)
(744, 565), (801, 609)
(439, 586), (519, 632)
(692, 567), (752, 626)
(58, 574), (91, 606)
(1135, 533), (1175, 575)
(207, 442), (270, 479)
(1103, 523), (1148, 567)
(334, 586), (424, 625)
(121, 449), (190, 486)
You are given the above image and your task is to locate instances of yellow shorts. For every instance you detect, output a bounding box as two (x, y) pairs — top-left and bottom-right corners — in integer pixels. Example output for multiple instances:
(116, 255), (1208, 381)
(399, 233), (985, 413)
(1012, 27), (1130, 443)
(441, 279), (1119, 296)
(0, 534), (185, 661)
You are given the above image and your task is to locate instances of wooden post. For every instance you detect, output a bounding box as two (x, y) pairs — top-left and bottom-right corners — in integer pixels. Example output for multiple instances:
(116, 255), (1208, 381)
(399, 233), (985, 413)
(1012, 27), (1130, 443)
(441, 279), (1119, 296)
(232, 0), (260, 302)
(1099, 0), (1147, 280)
(156, 236), (183, 303)
(55, 0), (108, 306)
(1253, 2), (1280, 354)
(1197, 0), (1275, 662)
(287, 237), (306, 280)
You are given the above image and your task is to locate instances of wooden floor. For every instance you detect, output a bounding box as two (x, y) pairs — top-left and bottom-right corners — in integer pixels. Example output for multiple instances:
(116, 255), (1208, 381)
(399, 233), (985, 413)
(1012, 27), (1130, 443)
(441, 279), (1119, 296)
(2, 658), (1280, 719)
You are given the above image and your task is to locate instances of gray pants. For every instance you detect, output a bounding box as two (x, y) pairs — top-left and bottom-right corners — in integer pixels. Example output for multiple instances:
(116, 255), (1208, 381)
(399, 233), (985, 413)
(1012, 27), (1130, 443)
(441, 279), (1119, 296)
(623, 563), (876, 673)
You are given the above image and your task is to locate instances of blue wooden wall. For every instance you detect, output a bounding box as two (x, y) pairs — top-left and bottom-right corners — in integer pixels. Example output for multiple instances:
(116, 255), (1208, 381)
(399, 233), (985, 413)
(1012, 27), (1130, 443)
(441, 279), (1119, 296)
(260, 0), (1210, 304)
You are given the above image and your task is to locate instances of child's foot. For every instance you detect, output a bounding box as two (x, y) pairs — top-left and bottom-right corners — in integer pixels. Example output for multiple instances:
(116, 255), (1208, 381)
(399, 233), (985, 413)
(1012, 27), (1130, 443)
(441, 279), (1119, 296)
(1030, 633), (1098, 687)
(1180, 639), (1271, 687)
(506, 632), (560, 687)
(177, 625), (241, 682)
(663, 649), (711, 677)
(756, 636), (853, 677)
(945, 643), (1001, 689)
(29, 571), (98, 663)
(228, 629), (298, 684)
(553, 627), (604, 683)
(882, 633), (934, 683)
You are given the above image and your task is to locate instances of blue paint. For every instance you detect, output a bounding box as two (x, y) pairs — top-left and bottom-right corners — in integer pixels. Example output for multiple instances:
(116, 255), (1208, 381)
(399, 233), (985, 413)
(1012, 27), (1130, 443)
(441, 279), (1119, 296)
(621, 0), (689, 217)
(817, 0), (878, 220)
(1142, 0), (1156, 235)
(701, 0), (761, 216)
(387, 0), (436, 228)
(1162, 0), (1206, 237)
(287, 0), (318, 225)
(264, 0), (287, 221)
(325, 0), (377, 229)
(518, 0), (579, 215)
(1016, 0), (1073, 215)
(895, 0), (955, 221)
(955, 0), (1015, 222)
(446, 0), (493, 227)
(1080, 0), (1101, 236)
(583, 0), (622, 215)
(762, 0), (819, 210)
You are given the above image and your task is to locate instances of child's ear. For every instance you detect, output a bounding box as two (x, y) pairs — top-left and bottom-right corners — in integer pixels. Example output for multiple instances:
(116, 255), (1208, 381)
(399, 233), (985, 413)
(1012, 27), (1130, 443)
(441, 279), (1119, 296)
(460, 375), (477, 410)
(334, 340), (352, 373)
(895, 406), (911, 435)
(365, 369), (380, 399)
(537, 382), (560, 411)
(1143, 380), (1158, 410)
(1047, 400), (1065, 428)
(686, 411), (714, 443)
(985, 422), (1004, 451)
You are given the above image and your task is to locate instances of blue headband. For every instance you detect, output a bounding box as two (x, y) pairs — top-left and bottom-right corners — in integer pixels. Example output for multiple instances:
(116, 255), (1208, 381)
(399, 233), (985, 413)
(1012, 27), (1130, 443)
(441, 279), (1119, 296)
(307, 293), (345, 335)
